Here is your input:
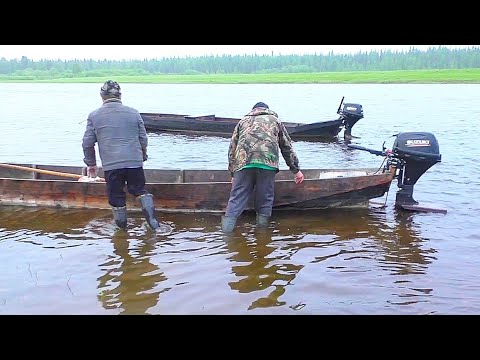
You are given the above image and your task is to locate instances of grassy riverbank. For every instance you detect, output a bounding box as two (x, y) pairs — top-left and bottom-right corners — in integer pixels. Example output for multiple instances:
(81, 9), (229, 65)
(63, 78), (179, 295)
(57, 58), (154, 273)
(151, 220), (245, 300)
(1, 69), (479, 84)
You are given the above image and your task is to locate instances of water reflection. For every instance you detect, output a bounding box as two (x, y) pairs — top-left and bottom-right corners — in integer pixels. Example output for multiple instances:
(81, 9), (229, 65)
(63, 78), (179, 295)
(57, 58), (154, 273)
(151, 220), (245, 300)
(97, 231), (167, 315)
(380, 210), (437, 276)
(0, 205), (440, 314)
(0, 206), (110, 234)
(220, 208), (437, 312)
(224, 227), (303, 311)
(274, 208), (436, 275)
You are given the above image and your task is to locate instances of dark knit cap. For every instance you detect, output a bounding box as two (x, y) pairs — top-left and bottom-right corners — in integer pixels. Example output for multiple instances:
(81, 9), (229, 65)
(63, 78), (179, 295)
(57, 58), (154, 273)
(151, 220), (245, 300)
(252, 102), (269, 109)
(100, 80), (121, 98)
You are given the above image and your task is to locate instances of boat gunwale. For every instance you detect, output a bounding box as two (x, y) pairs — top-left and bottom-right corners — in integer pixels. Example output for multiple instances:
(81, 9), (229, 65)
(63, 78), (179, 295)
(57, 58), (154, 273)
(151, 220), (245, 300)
(0, 165), (393, 184)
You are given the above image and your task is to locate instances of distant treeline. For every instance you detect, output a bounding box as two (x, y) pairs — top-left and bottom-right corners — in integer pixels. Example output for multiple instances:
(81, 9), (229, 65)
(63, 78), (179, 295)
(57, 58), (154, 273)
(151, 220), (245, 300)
(1, 46), (479, 80)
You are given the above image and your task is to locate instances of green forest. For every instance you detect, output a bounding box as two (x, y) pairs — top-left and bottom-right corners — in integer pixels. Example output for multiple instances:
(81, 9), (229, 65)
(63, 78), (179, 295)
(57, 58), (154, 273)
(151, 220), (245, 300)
(1, 46), (479, 83)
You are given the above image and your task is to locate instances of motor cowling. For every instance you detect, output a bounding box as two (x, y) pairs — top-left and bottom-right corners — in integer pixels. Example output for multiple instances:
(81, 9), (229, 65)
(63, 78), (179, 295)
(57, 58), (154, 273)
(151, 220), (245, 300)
(392, 132), (441, 206)
(340, 103), (364, 138)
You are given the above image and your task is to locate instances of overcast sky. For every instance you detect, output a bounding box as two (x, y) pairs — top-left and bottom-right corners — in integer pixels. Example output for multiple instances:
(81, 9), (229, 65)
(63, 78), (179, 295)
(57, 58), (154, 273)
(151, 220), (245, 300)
(0, 45), (476, 61)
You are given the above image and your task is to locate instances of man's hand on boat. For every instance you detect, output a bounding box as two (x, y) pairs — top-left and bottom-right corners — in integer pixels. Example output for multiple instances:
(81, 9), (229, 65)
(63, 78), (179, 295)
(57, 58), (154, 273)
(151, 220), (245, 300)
(78, 175), (105, 182)
(87, 165), (98, 178)
(77, 165), (105, 182)
(295, 171), (305, 184)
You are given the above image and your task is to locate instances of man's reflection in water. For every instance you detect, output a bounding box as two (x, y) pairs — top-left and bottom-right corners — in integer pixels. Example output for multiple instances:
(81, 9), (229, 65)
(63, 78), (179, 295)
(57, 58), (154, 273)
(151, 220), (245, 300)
(224, 227), (303, 311)
(97, 231), (167, 314)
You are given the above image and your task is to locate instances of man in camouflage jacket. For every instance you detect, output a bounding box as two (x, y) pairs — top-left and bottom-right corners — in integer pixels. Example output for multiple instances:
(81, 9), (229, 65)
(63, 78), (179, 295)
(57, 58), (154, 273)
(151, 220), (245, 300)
(222, 102), (304, 232)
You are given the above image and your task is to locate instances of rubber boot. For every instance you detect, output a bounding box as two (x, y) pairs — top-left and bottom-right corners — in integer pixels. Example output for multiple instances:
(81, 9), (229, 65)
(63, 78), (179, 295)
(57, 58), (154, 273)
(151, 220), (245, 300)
(138, 193), (160, 231)
(221, 216), (237, 233)
(256, 214), (270, 228)
(112, 206), (128, 230)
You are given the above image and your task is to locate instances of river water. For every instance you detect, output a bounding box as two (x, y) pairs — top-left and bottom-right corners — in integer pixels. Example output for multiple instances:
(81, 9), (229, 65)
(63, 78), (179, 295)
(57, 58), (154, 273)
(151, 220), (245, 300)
(0, 83), (479, 314)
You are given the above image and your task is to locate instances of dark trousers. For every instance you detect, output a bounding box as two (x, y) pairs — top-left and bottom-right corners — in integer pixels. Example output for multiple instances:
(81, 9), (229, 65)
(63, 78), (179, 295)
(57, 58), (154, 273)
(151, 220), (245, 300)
(225, 168), (276, 218)
(104, 167), (148, 207)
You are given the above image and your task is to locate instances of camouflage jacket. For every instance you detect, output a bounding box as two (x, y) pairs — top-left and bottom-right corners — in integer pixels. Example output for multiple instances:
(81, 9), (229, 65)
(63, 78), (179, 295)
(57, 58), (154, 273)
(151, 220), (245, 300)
(228, 107), (301, 176)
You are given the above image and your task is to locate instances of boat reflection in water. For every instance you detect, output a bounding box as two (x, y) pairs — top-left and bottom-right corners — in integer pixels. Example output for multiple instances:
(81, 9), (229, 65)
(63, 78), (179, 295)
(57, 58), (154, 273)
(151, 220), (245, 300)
(222, 208), (436, 313)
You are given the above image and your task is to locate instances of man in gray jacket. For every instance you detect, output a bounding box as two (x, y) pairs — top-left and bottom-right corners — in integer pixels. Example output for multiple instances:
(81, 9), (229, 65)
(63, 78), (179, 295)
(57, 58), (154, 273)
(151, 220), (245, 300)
(82, 80), (167, 232)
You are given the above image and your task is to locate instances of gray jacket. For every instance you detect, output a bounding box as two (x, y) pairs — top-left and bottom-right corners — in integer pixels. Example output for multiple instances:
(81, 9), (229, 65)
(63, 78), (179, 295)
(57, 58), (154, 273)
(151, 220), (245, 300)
(82, 99), (148, 172)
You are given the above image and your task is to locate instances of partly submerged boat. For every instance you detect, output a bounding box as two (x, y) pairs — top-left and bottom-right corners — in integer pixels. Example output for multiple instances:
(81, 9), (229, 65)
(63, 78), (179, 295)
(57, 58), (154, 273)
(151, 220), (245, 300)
(0, 132), (444, 214)
(140, 97), (364, 141)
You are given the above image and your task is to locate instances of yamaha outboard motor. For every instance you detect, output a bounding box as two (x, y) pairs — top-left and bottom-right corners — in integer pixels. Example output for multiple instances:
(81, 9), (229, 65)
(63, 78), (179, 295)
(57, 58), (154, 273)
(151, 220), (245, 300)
(337, 98), (364, 139)
(390, 132), (442, 208)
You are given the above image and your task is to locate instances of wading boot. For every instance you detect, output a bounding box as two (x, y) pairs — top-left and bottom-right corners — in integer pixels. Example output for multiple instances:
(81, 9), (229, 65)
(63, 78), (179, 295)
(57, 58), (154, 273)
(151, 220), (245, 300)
(138, 193), (160, 231)
(221, 216), (237, 233)
(256, 214), (270, 228)
(112, 206), (128, 230)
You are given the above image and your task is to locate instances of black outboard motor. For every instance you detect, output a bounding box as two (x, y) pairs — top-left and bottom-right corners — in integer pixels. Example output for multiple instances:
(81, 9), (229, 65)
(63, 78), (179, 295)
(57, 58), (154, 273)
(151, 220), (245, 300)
(390, 132), (442, 208)
(337, 100), (364, 139)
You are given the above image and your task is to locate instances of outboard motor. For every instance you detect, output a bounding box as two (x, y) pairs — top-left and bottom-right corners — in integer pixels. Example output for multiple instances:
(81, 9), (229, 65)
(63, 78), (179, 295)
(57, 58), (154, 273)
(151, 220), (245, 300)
(337, 98), (364, 139)
(347, 131), (445, 213)
(390, 132), (442, 208)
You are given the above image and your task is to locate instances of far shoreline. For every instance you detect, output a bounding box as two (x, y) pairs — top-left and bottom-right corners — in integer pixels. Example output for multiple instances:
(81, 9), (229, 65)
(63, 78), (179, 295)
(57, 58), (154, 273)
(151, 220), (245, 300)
(1, 69), (479, 84)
